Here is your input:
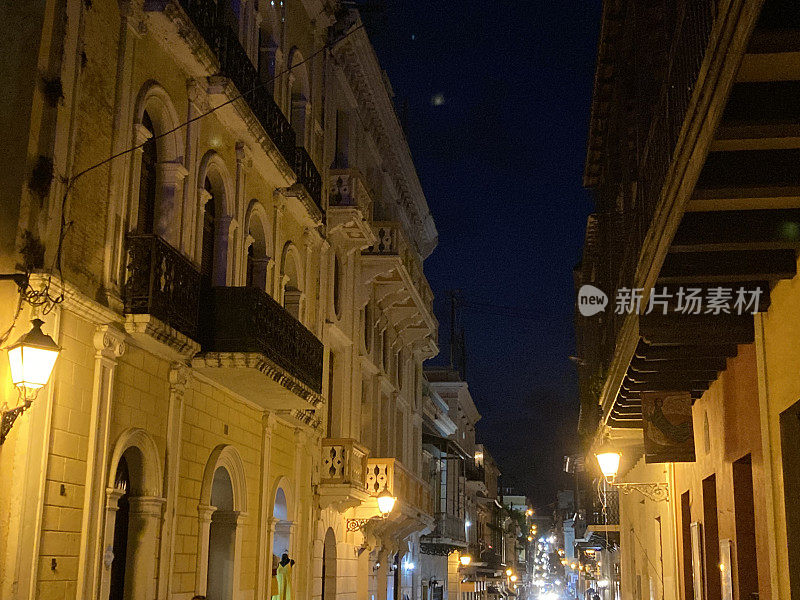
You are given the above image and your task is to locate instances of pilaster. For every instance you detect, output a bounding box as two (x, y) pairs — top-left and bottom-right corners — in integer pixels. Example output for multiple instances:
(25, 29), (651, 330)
(256, 412), (277, 600)
(76, 325), (127, 600)
(156, 363), (191, 599)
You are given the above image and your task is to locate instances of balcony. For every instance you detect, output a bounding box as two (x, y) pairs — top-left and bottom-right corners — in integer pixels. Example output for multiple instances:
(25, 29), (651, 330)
(293, 146), (323, 212)
(123, 234), (201, 357)
(586, 489), (619, 533)
(421, 512), (467, 555)
(192, 286), (324, 410)
(319, 438), (370, 511)
(362, 222), (438, 354)
(367, 458), (433, 519)
(151, 0), (322, 210)
(326, 168), (375, 247)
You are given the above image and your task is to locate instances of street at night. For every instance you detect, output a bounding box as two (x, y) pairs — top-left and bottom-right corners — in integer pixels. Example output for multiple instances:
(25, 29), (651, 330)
(0, 1), (799, 599)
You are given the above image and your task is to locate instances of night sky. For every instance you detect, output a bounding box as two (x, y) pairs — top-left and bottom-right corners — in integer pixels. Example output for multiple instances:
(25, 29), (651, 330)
(366, 1), (601, 507)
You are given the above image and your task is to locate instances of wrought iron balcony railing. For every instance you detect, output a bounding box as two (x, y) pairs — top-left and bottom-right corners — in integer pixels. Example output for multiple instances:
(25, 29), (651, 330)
(431, 512), (467, 542)
(176, 0), (323, 205)
(587, 489), (620, 527)
(321, 438), (369, 489)
(123, 234), (201, 340)
(294, 146), (323, 211)
(581, 0), (716, 377)
(200, 286), (324, 393)
(366, 457), (433, 516)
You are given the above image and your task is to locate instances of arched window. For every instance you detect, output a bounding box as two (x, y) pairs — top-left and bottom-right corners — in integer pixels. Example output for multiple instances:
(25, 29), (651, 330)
(273, 486), (291, 557)
(281, 244), (303, 320)
(395, 349), (403, 390)
(137, 112), (157, 234)
(333, 254), (341, 318)
(287, 48), (311, 147)
(245, 200), (271, 290)
(363, 304), (372, 353)
(382, 329), (389, 373)
(201, 178), (217, 288)
(208, 467), (236, 600)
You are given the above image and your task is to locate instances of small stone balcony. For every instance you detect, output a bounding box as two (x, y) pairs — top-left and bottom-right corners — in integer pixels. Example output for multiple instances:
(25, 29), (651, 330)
(353, 458), (432, 538)
(318, 438), (370, 511)
(326, 168), (375, 248)
(361, 222), (438, 355)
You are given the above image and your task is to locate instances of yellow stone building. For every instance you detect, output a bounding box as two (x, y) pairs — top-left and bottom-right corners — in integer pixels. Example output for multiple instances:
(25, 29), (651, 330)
(0, 1), (437, 599)
(578, 0), (800, 599)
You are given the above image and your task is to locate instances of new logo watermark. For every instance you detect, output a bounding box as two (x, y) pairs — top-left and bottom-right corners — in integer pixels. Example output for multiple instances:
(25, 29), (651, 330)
(577, 285), (608, 317)
(577, 284), (763, 317)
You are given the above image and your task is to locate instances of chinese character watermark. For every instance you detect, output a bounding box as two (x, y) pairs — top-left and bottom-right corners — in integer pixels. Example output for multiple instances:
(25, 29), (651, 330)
(578, 285), (762, 316)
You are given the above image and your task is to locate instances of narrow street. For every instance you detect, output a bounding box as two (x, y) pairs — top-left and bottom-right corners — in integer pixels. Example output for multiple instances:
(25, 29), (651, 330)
(0, 1), (798, 599)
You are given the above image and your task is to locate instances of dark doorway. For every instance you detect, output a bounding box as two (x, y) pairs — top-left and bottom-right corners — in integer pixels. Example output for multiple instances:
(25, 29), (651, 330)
(702, 474), (721, 600)
(733, 454), (759, 599)
(109, 457), (131, 600)
(201, 178), (216, 289)
(680, 490), (694, 600)
(137, 112), (157, 234)
(780, 399), (800, 597)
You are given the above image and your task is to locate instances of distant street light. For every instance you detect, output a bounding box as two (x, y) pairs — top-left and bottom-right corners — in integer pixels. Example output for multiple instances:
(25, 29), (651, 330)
(459, 554), (472, 567)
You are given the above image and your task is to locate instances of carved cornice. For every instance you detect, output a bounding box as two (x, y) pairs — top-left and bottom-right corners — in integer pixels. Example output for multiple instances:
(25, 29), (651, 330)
(331, 31), (438, 258)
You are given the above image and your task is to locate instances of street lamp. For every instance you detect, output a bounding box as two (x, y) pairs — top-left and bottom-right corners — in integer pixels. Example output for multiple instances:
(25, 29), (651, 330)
(1, 319), (60, 445)
(594, 451), (670, 502)
(505, 568), (513, 577)
(347, 488), (397, 531)
(459, 554), (472, 567)
(510, 574), (518, 583)
(376, 489), (396, 516)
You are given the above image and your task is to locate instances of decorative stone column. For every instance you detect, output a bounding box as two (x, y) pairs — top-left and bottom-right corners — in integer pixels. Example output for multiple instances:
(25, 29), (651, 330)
(97, 485), (127, 600)
(126, 496), (166, 600)
(156, 364), (191, 599)
(154, 160), (189, 248)
(265, 516), (279, 600)
(195, 504), (217, 595)
(271, 194), (285, 297)
(76, 325), (126, 600)
(256, 413), (276, 600)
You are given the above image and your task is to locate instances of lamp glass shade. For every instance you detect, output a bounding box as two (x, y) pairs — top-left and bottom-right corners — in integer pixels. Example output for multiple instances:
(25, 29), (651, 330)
(595, 452), (621, 479)
(505, 568), (512, 576)
(377, 490), (396, 516)
(8, 320), (59, 392)
(510, 575), (518, 582)
(459, 555), (471, 567)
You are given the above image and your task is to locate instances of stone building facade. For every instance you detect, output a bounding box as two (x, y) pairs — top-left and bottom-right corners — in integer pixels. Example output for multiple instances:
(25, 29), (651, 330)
(0, 1), (437, 599)
(578, 0), (800, 598)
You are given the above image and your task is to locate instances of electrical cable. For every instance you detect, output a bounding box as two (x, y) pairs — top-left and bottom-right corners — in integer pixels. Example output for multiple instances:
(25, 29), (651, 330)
(21, 16), (366, 328)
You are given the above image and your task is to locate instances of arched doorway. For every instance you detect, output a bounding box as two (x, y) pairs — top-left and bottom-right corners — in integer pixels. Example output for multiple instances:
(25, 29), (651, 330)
(104, 435), (162, 600)
(137, 111), (157, 234)
(207, 467), (236, 600)
(321, 528), (336, 600)
(280, 245), (302, 320)
(201, 177), (217, 289)
(245, 201), (270, 290)
(272, 486), (291, 557)
(108, 457), (130, 600)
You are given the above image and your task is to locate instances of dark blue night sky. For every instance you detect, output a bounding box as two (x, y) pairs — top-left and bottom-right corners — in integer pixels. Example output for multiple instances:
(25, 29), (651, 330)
(366, 1), (601, 507)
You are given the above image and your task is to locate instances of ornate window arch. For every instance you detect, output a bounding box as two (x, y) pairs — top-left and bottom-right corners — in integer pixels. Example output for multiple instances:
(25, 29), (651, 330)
(196, 151), (237, 286)
(280, 241), (304, 320)
(244, 199), (273, 290)
(287, 47), (311, 147)
(117, 82), (188, 286)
